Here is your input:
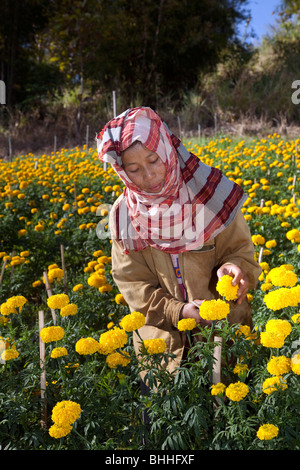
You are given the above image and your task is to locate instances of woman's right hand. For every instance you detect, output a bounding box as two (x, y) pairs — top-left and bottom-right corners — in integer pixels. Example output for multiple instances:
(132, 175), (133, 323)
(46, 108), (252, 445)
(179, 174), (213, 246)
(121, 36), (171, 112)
(180, 299), (212, 327)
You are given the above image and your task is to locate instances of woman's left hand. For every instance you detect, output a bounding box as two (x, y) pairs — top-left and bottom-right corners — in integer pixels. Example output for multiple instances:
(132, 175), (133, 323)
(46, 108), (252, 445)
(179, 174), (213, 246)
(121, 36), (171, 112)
(217, 263), (249, 305)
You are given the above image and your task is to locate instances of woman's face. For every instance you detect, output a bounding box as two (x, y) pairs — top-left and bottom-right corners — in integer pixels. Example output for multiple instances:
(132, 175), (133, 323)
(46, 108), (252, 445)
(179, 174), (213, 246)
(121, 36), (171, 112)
(121, 142), (167, 193)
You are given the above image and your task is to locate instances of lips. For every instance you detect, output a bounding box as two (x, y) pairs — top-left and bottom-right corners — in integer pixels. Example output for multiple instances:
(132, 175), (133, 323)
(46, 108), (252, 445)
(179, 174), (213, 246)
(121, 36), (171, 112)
(148, 182), (163, 192)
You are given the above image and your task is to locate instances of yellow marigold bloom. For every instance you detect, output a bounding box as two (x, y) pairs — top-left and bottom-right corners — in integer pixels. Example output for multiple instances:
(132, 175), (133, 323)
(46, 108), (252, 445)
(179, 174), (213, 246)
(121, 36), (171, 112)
(266, 319), (292, 338)
(115, 293), (127, 305)
(106, 350), (131, 368)
(233, 363), (249, 377)
(216, 275), (239, 301)
(75, 337), (99, 355)
(211, 382), (226, 396)
(60, 303), (78, 317)
(267, 356), (291, 376)
(40, 326), (65, 343)
(199, 299), (230, 321)
(177, 318), (197, 331)
(267, 266), (297, 287)
(51, 400), (82, 427)
(286, 228), (300, 243)
(262, 376), (287, 395)
(48, 268), (64, 282)
(260, 331), (285, 348)
(265, 240), (277, 249)
(18, 229), (27, 236)
(0, 302), (16, 316)
(72, 283), (83, 292)
(93, 250), (103, 257)
(49, 423), (72, 439)
(32, 280), (42, 288)
(119, 311), (145, 332)
(47, 294), (70, 310)
(6, 295), (27, 312)
(252, 234), (265, 245)
(87, 272), (106, 288)
(143, 338), (167, 355)
(291, 353), (300, 375)
(99, 284), (113, 293)
(225, 381), (249, 401)
(256, 424), (279, 441)
(51, 347), (68, 359)
(99, 327), (128, 355)
(291, 313), (300, 324)
(1, 348), (19, 361)
(263, 287), (298, 311)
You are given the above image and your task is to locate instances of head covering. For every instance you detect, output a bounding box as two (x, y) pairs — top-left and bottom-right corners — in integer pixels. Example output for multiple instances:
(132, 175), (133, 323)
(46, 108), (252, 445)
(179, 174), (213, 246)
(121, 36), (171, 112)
(97, 107), (246, 255)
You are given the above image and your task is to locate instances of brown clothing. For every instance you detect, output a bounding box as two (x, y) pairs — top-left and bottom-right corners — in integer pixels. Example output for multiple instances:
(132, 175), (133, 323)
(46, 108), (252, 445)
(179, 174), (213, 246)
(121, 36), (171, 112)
(111, 209), (261, 377)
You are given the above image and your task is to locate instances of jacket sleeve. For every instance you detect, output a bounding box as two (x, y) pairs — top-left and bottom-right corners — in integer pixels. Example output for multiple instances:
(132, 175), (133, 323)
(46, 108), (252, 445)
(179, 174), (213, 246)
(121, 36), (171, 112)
(215, 210), (262, 290)
(111, 239), (185, 330)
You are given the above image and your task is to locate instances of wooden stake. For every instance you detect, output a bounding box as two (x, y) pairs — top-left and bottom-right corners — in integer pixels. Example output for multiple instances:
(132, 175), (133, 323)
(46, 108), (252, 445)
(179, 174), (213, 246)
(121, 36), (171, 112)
(43, 271), (57, 324)
(212, 336), (222, 384)
(60, 244), (67, 293)
(0, 258), (7, 285)
(39, 310), (47, 429)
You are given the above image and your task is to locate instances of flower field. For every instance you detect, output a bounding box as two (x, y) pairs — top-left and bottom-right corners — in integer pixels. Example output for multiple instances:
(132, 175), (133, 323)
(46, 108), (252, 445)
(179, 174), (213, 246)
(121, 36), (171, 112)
(1, 135), (300, 450)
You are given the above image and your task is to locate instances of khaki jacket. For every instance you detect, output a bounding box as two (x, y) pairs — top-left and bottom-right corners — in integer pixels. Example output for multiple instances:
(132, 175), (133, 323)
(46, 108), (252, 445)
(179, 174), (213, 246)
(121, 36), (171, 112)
(111, 209), (261, 377)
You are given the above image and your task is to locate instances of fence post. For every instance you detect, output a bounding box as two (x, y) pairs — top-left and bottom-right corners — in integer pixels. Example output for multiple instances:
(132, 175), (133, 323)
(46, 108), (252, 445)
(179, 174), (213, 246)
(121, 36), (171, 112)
(39, 310), (47, 429)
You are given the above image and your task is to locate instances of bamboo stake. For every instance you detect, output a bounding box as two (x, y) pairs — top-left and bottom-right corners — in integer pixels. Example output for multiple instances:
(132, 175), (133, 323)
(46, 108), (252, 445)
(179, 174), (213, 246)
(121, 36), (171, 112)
(39, 310), (47, 429)
(60, 244), (67, 293)
(0, 258), (7, 285)
(43, 271), (56, 324)
(212, 336), (222, 384)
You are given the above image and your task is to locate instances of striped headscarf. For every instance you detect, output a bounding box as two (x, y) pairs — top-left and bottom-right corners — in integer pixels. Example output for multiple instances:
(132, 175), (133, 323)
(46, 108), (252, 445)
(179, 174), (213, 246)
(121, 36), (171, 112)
(97, 107), (246, 255)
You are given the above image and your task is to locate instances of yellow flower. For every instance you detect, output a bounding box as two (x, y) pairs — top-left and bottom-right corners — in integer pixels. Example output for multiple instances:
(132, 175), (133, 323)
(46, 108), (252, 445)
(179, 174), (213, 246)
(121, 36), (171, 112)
(72, 283), (83, 292)
(51, 400), (82, 427)
(60, 303), (78, 317)
(262, 376), (287, 395)
(286, 228), (300, 243)
(265, 319), (292, 338)
(252, 234), (265, 245)
(51, 347), (68, 359)
(6, 295), (27, 312)
(291, 353), (300, 375)
(256, 424), (279, 441)
(267, 356), (291, 376)
(225, 381), (249, 401)
(216, 275), (239, 301)
(99, 327), (128, 355)
(47, 294), (70, 310)
(267, 266), (297, 287)
(87, 272), (106, 288)
(99, 284), (113, 293)
(40, 326), (65, 343)
(211, 382), (226, 396)
(199, 299), (230, 321)
(143, 338), (167, 355)
(106, 350), (131, 368)
(265, 240), (277, 249)
(1, 348), (19, 361)
(115, 293), (127, 305)
(119, 311), (145, 332)
(75, 337), (99, 355)
(260, 331), (285, 348)
(233, 363), (249, 378)
(291, 313), (300, 324)
(177, 318), (197, 331)
(49, 423), (72, 439)
(263, 287), (298, 311)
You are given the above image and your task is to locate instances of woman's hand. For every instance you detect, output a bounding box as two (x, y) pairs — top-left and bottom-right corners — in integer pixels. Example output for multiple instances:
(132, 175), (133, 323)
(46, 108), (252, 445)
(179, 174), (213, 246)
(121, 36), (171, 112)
(180, 299), (212, 327)
(217, 263), (249, 304)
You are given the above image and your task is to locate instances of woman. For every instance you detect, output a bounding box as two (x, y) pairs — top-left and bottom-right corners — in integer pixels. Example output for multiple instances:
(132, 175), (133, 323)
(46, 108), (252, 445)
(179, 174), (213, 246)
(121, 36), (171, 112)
(97, 107), (261, 379)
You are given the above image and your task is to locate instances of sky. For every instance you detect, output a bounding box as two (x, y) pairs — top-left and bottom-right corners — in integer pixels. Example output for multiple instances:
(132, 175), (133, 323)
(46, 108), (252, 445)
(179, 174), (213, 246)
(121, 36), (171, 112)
(243, 0), (282, 44)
